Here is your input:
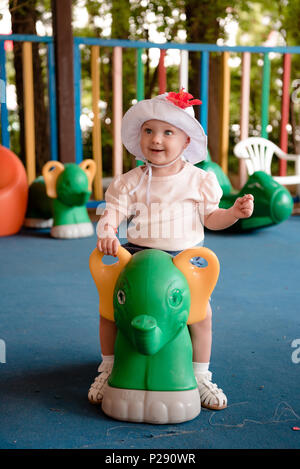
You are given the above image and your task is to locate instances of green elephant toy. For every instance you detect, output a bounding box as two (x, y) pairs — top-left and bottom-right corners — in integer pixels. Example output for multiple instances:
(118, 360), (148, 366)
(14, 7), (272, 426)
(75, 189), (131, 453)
(197, 155), (293, 231)
(89, 245), (220, 424)
(24, 160), (96, 238)
(24, 175), (53, 229)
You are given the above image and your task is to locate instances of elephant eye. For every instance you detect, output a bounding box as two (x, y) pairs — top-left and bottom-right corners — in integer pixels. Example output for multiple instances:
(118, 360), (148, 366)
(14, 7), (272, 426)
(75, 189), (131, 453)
(117, 289), (126, 304)
(168, 288), (182, 307)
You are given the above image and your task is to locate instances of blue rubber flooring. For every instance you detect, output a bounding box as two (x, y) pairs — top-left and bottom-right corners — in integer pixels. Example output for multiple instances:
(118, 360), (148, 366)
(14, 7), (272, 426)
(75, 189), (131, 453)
(0, 217), (300, 449)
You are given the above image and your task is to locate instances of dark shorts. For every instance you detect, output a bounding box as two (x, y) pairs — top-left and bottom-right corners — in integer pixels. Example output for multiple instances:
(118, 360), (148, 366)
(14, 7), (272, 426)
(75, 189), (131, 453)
(121, 241), (206, 267)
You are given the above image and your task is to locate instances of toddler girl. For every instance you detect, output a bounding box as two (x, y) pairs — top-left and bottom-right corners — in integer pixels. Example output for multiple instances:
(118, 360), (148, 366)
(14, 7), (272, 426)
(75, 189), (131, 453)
(88, 89), (254, 410)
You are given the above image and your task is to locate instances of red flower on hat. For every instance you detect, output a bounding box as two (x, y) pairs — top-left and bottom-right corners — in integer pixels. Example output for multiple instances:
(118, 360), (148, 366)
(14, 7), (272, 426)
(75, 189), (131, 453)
(166, 88), (202, 109)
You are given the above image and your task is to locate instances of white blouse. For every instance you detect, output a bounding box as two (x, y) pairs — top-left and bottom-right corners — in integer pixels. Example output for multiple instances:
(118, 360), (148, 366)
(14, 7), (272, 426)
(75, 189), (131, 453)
(96, 162), (223, 251)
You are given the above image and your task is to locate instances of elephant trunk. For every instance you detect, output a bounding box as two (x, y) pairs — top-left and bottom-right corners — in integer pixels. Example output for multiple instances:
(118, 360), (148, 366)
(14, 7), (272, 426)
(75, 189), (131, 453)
(131, 314), (162, 355)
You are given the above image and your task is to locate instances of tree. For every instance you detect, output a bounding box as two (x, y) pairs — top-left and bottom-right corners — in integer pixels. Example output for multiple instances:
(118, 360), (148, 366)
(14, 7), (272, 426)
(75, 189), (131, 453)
(281, 0), (300, 153)
(81, 0), (186, 173)
(7, 0), (300, 176)
(184, 0), (242, 163)
(80, 0), (134, 174)
(129, 0), (185, 98)
(232, 0), (300, 159)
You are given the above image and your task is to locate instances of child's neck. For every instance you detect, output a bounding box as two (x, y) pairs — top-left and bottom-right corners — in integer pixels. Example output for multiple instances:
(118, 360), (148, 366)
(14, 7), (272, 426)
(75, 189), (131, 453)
(146, 159), (185, 177)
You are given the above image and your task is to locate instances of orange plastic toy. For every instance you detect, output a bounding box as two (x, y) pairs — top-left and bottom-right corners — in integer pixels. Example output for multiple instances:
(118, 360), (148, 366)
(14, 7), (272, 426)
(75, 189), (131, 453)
(0, 145), (28, 236)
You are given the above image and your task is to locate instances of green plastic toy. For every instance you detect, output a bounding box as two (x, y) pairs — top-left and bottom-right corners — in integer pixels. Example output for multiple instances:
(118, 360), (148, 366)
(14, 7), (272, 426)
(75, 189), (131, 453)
(24, 176), (53, 228)
(24, 160), (96, 238)
(197, 153), (293, 231)
(89, 245), (220, 424)
(219, 170), (294, 230)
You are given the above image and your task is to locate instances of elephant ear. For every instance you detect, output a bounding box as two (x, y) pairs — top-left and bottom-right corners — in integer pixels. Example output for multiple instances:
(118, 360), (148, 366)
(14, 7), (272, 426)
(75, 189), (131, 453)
(173, 247), (220, 324)
(89, 246), (132, 321)
(42, 161), (65, 198)
(79, 159), (96, 191)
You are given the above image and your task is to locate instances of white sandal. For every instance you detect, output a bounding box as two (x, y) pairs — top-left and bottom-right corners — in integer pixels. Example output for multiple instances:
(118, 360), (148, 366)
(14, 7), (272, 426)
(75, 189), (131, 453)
(88, 361), (113, 405)
(195, 371), (227, 410)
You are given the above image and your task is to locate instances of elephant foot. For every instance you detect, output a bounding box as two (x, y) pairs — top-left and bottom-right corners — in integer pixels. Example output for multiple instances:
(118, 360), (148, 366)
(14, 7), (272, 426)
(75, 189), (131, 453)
(102, 385), (200, 424)
(24, 217), (53, 228)
(51, 222), (94, 239)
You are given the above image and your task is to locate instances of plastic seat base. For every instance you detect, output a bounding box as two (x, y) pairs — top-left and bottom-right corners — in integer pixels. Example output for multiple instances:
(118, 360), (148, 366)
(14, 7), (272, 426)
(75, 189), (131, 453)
(102, 384), (201, 424)
(51, 222), (94, 239)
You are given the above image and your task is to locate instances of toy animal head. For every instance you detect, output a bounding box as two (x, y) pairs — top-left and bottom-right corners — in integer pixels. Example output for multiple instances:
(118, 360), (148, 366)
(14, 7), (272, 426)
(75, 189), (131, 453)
(42, 160), (96, 206)
(113, 250), (191, 355)
(90, 246), (220, 355)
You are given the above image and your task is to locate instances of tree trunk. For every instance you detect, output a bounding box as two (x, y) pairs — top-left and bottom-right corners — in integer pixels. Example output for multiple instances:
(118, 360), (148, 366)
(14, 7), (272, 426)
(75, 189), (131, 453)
(9, 0), (50, 175)
(208, 56), (221, 163)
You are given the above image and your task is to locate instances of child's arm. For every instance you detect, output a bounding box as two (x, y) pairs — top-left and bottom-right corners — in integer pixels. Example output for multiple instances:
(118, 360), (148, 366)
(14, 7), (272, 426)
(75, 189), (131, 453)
(96, 208), (124, 257)
(97, 228), (120, 257)
(204, 194), (254, 230)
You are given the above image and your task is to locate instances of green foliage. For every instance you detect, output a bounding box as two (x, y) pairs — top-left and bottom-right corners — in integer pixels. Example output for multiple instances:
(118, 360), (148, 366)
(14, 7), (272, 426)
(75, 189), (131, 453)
(228, 1), (300, 174)
(76, 0), (189, 175)
(185, 0), (241, 43)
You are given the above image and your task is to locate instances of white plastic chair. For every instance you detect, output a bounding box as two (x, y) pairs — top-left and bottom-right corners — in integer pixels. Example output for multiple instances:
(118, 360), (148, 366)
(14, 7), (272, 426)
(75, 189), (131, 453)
(233, 137), (300, 197)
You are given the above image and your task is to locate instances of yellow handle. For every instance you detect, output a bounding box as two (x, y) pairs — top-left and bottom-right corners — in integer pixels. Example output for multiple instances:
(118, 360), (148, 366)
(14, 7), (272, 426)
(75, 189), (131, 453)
(42, 161), (65, 198)
(89, 245), (219, 323)
(79, 159), (96, 191)
(173, 247), (220, 324)
(89, 246), (132, 321)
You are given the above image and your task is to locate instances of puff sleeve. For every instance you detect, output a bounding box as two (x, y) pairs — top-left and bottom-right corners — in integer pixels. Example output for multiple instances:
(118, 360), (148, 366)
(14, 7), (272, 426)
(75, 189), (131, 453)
(201, 171), (223, 215)
(96, 176), (130, 238)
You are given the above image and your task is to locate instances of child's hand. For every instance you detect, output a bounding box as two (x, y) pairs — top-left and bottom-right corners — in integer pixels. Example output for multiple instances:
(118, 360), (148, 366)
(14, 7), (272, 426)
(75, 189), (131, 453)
(97, 237), (120, 257)
(232, 194), (254, 219)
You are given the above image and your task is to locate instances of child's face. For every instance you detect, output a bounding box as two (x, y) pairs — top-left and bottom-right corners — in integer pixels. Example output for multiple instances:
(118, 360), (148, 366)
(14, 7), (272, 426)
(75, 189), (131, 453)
(140, 119), (190, 165)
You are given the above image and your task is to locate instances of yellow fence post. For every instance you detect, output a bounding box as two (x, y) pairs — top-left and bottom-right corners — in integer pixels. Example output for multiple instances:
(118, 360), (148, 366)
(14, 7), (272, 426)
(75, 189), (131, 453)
(91, 45), (103, 200)
(239, 52), (251, 188)
(22, 41), (36, 184)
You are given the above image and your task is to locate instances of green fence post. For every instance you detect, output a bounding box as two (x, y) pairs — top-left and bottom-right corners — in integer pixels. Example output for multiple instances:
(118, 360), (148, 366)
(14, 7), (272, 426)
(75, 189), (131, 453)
(136, 48), (144, 101)
(136, 48), (144, 167)
(261, 53), (270, 138)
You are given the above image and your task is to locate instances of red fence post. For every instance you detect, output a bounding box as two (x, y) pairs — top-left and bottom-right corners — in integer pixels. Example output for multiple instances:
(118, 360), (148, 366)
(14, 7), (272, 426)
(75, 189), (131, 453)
(280, 53), (291, 176)
(158, 49), (166, 94)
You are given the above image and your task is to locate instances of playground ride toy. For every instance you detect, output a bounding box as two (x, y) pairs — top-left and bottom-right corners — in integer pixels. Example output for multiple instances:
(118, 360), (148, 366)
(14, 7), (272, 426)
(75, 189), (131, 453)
(24, 176), (53, 228)
(197, 153), (293, 231)
(89, 245), (220, 424)
(25, 160), (96, 238)
(219, 171), (293, 230)
(0, 145), (28, 237)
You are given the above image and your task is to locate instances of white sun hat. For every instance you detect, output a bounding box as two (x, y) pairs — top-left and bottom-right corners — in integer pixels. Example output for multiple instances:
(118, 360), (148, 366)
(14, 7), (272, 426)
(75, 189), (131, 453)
(121, 90), (207, 165)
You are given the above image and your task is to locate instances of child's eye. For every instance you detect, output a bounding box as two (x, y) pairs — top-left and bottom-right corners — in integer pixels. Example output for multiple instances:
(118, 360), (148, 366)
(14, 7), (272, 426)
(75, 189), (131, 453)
(165, 130), (173, 135)
(145, 128), (152, 134)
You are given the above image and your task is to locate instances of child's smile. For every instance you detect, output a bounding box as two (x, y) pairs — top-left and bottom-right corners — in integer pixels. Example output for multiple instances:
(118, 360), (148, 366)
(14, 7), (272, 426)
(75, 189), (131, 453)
(140, 119), (190, 170)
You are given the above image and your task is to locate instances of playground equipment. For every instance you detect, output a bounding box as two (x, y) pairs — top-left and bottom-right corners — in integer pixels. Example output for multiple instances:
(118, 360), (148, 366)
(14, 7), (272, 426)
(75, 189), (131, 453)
(0, 145), (28, 237)
(24, 176), (53, 228)
(233, 137), (300, 199)
(197, 153), (294, 231)
(89, 245), (220, 424)
(25, 160), (96, 238)
(220, 171), (294, 230)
